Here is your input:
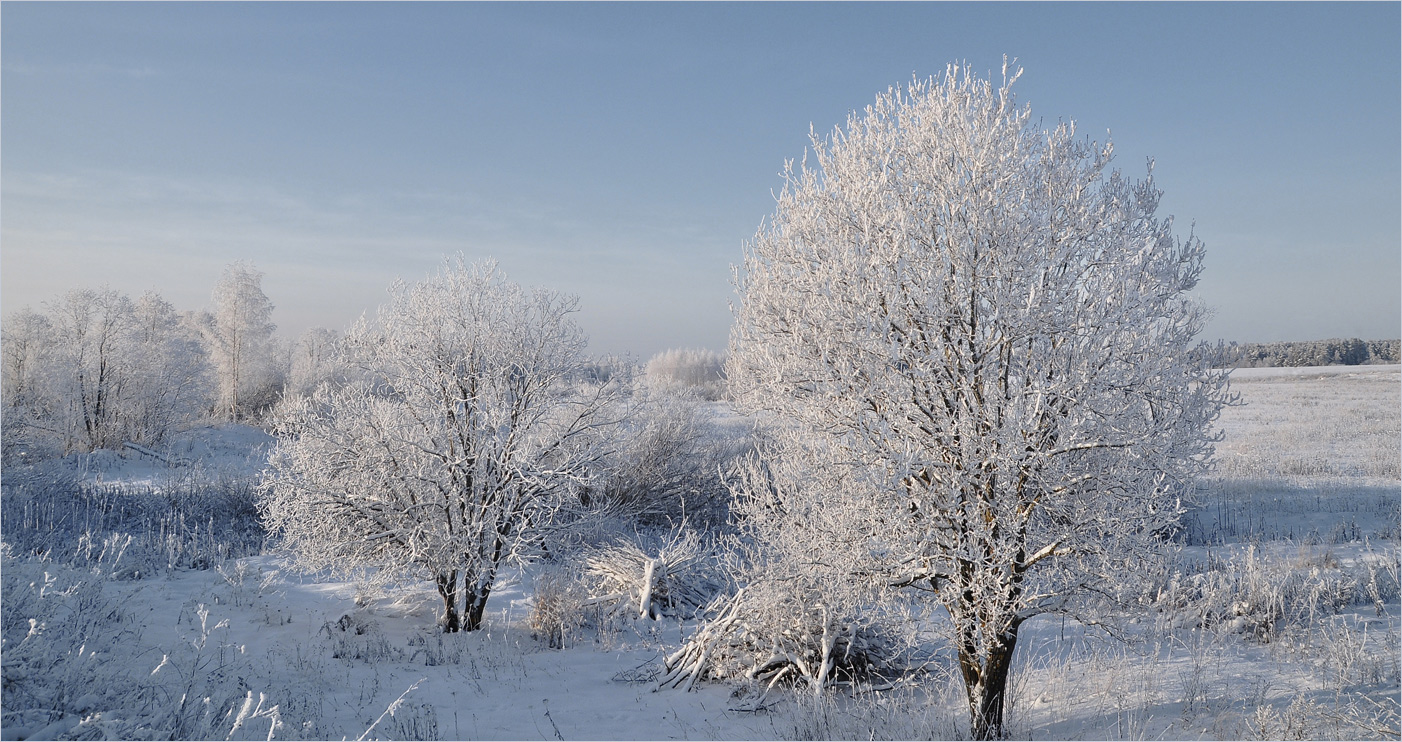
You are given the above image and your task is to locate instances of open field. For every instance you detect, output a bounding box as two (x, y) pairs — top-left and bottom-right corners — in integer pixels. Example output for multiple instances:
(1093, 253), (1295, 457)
(2, 366), (1399, 740)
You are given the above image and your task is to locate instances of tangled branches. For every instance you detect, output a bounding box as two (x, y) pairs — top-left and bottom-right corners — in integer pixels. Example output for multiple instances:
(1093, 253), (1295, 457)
(659, 584), (907, 697)
(584, 527), (720, 619)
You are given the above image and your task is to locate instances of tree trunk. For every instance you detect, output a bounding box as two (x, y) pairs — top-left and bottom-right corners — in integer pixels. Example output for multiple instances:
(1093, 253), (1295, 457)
(436, 571), (461, 633)
(461, 537), (505, 632)
(958, 623), (1020, 740)
(463, 581), (493, 632)
(638, 558), (658, 619)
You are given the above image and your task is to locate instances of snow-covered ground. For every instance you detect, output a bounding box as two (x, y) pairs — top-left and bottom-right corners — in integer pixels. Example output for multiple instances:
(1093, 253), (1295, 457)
(2, 553), (779, 741)
(3, 365), (1399, 740)
(28, 422), (275, 489)
(1228, 363), (1402, 380)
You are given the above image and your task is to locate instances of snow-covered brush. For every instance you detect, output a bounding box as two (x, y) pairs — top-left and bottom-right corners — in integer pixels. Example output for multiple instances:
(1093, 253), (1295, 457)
(1150, 543), (1398, 643)
(530, 564), (590, 649)
(658, 585), (903, 697)
(583, 527), (718, 620)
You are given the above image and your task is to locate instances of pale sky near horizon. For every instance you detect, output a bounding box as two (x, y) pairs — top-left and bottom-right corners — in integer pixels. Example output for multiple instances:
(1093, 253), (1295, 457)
(3, 2), (1399, 359)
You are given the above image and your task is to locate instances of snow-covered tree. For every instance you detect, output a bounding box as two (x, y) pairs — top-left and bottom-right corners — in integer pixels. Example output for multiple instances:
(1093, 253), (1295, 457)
(203, 261), (279, 420)
(261, 257), (628, 632)
(1, 309), (52, 411)
(286, 327), (344, 399)
(720, 62), (1229, 738)
(2, 308), (56, 461)
(122, 292), (213, 446)
(46, 288), (137, 452)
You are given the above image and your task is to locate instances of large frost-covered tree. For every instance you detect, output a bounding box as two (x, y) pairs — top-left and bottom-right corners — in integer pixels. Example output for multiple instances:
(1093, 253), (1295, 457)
(723, 63), (1229, 739)
(261, 257), (626, 632)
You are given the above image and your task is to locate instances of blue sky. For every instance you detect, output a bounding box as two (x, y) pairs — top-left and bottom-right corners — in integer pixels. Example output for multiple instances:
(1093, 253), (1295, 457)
(3, 2), (1399, 358)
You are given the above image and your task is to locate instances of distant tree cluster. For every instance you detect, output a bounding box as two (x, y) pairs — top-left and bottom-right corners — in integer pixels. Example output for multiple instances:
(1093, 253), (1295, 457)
(1, 261), (343, 463)
(644, 348), (726, 401)
(2, 288), (213, 458)
(1213, 338), (1400, 368)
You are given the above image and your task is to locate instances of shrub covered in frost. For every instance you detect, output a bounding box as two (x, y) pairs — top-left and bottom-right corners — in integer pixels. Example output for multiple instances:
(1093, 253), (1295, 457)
(587, 384), (750, 528)
(584, 526), (722, 620)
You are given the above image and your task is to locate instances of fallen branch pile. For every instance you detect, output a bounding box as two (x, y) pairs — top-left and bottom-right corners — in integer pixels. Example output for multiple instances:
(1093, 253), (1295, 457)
(584, 527), (719, 619)
(658, 584), (899, 697)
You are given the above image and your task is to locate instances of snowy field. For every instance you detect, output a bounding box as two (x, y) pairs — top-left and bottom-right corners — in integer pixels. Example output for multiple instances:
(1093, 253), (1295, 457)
(3, 366), (1399, 740)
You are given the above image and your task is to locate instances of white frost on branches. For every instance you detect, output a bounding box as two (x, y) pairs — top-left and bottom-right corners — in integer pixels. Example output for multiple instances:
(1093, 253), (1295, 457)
(201, 261), (280, 421)
(2, 288), (213, 458)
(661, 447), (915, 695)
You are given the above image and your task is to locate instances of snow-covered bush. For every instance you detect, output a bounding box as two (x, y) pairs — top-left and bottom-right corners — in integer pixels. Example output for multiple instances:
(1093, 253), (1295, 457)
(589, 385), (746, 528)
(261, 256), (629, 632)
(662, 448), (918, 695)
(584, 526), (721, 620)
(645, 348), (726, 401)
(529, 562), (590, 649)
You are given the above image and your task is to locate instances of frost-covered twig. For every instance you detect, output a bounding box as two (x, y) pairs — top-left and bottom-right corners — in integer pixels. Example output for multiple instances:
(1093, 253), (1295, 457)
(356, 677), (426, 742)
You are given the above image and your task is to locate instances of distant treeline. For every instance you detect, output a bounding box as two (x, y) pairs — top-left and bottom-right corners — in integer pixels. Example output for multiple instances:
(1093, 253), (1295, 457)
(1210, 338), (1401, 368)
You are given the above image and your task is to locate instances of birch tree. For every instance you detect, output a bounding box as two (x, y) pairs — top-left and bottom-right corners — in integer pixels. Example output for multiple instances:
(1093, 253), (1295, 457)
(261, 257), (627, 632)
(205, 261), (278, 420)
(2, 309), (56, 461)
(721, 62), (1229, 739)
